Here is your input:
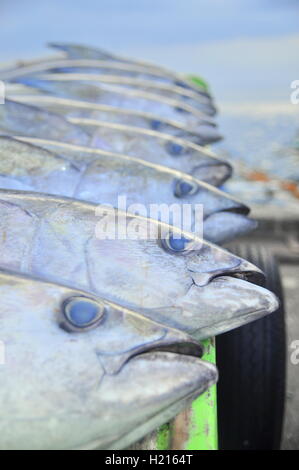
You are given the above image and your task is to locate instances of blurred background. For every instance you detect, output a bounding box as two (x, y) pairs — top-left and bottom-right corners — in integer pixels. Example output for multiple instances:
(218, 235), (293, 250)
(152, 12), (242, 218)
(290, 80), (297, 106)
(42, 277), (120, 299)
(1, 0), (299, 449)
(1, 0), (299, 205)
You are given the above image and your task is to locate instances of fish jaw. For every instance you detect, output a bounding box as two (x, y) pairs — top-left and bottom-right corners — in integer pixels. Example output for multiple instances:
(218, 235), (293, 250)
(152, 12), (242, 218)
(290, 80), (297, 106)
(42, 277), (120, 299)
(180, 276), (279, 339)
(141, 276), (279, 340)
(194, 124), (223, 145)
(192, 160), (232, 186)
(203, 212), (258, 244)
(88, 352), (217, 450)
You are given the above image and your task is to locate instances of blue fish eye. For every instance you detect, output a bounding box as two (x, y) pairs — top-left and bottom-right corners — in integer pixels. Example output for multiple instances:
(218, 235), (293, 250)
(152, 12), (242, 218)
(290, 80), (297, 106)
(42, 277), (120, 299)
(151, 119), (163, 131)
(166, 142), (185, 156)
(174, 80), (189, 90)
(175, 106), (188, 114)
(162, 233), (192, 253)
(63, 297), (105, 330)
(174, 179), (199, 197)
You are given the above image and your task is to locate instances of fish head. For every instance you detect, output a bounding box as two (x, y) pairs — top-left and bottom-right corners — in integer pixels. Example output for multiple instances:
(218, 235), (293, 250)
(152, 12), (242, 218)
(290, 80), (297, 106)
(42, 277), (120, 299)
(144, 234), (279, 338)
(0, 191), (278, 342)
(86, 218), (278, 339)
(170, 174), (257, 242)
(0, 269), (216, 450)
(161, 136), (231, 186)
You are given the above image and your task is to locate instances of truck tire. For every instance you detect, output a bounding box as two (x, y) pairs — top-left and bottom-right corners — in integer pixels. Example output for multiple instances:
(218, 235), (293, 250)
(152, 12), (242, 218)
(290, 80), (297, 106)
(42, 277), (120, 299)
(217, 243), (286, 450)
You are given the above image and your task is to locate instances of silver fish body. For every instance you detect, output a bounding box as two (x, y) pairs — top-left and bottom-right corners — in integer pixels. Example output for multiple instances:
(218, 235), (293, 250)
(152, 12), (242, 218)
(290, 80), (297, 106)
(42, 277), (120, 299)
(13, 77), (215, 131)
(0, 99), (109, 150)
(34, 72), (216, 116)
(65, 119), (226, 185)
(0, 98), (227, 185)
(0, 268), (217, 450)
(48, 42), (210, 98)
(0, 136), (255, 244)
(0, 190), (278, 339)
(0, 61), (215, 113)
(7, 93), (222, 146)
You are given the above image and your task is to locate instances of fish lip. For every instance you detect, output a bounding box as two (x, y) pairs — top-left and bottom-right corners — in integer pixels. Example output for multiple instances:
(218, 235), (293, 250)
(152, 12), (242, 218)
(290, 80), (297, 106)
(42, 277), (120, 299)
(74, 361), (217, 450)
(195, 161), (232, 172)
(192, 161), (232, 185)
(129, 339), (204, 363)
(199, 134), (223, 145)
(198, 305), (278, 340)
(223, 203), (250, 216)
(211, 270), (265, 287)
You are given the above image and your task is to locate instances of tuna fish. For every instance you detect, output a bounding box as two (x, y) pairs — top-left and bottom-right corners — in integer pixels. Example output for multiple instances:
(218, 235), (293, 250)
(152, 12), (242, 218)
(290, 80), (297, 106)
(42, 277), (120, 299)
(7, 93), (222, 146)
(0, 60), (216, 114)
(0, 99), (109, 149)
(48, 42), (210, 98)
(0, 136), (255, 244)
(11, 77), (216, 131)
(0, 268), (217, 450)
(1, 99), (224, 185)
(0, 189), (278, 339)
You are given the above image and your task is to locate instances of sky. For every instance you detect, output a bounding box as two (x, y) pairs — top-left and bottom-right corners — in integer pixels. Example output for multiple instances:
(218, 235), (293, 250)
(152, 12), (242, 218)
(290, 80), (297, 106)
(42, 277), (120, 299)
(1, 0), (299, 103)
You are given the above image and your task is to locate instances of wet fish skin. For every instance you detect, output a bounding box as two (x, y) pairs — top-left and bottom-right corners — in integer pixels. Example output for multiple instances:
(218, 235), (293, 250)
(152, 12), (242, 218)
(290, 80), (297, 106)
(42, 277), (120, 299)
(48, 42), (211, 98)
(0, 136), (253, 244)
(0, 268), (217, 450)
(0, 98), (227, 185)
(0, 190), (278, 339)
(13, 77), (215, 131)
(2, 59), (215, 112)
(35, 72), (217, 116)
(0, 99), (109, 149)
(1, 59), (211, 103)
(8, 93), (222, 146)
(61, 118), (226, 184)
(0, 136), (81, 194)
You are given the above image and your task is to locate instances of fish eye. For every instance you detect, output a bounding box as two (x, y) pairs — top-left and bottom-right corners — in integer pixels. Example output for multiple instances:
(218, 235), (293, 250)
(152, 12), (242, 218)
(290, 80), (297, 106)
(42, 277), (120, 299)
(150, 119), (163, 131)
(166, 142), (185, 156)
(62, 297), (105, 332)
(161, 233), (193, 254)
(174, 179), (199, 197)
(175, 106), (188, 114)
(174, 80), (189, 90)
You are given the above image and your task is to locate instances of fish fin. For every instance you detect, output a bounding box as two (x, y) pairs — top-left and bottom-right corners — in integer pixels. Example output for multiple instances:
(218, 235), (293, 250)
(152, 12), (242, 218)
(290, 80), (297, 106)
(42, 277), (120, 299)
(48, 42), (114, 61)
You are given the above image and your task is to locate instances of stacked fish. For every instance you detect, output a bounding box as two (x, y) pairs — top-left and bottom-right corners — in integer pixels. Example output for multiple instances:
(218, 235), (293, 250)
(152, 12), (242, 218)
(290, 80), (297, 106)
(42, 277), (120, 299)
(0, 44), (278, 450)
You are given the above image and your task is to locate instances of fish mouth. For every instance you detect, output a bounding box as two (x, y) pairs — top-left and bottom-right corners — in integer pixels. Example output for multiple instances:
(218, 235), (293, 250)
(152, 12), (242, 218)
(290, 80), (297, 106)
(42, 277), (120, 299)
(192, 161), (232, 186)
(182, 275), (280, 340)
(136, 338), (204, 360)
(127, 329), (204, 367)
(195, 276), (280, 339)
(84, 349), (217, 450)
(212, 270), (265, 287)
(223, 204), (249, 216)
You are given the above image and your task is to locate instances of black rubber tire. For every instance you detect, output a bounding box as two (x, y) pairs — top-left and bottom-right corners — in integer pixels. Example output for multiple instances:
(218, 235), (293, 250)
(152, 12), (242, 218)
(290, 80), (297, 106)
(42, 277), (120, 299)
(217, 243), (286, 450)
